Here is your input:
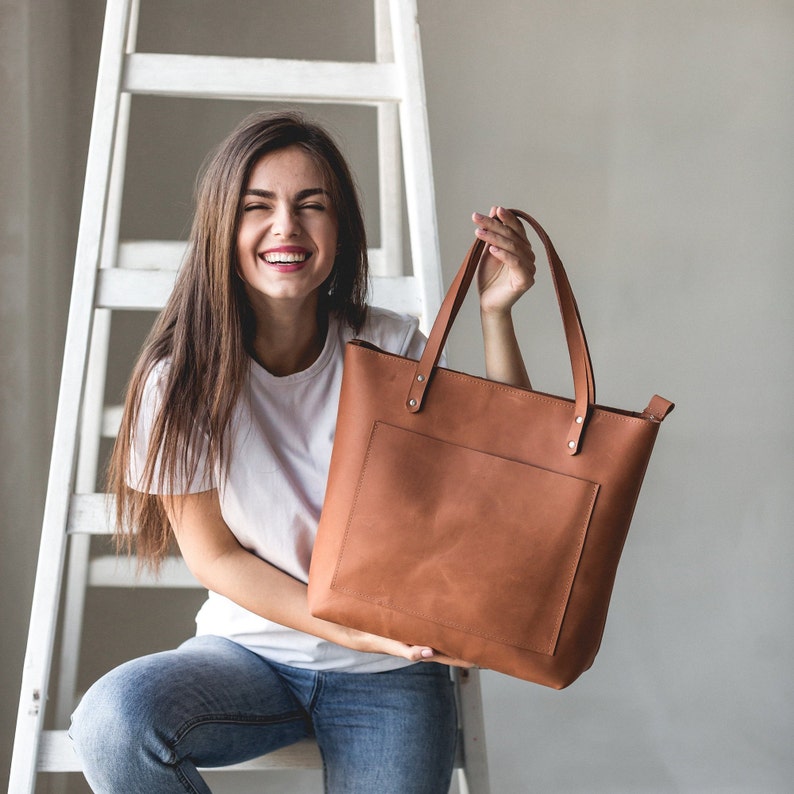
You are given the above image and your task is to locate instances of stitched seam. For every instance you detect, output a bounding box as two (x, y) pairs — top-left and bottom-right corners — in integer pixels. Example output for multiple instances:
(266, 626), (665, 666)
(306, 671), (324, 715)
(174, 764), (203, 793)
(171, 710), (305, 746)
(330, 422), (381, 592)
(547, 482), (600, 654)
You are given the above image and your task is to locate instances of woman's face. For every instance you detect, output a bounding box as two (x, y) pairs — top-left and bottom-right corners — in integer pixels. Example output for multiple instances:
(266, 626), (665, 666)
(236, 145), (339, 313)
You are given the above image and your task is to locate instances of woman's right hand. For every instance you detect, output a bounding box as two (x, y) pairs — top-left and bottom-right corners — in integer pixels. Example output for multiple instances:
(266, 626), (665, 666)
(331, 623), (474, 668)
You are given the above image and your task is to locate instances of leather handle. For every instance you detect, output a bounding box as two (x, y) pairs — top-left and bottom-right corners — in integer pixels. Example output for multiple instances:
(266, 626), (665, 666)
(405, 210), (596, 455)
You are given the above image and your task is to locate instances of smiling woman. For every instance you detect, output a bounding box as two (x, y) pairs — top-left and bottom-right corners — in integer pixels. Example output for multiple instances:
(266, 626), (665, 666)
(68, 109), (537, 794)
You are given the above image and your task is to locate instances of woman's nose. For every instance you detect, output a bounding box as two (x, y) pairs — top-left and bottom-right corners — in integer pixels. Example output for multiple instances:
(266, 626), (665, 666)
(273, 205), (299, 237)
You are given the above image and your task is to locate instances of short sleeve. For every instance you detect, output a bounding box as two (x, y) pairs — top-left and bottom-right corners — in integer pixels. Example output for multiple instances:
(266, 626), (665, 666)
(388, 310), (447, 367)
(127, 361), (216, 495)
(357, 306), (447, 365)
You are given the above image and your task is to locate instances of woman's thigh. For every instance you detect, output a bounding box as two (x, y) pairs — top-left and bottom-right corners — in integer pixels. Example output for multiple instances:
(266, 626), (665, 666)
(70, 635), (310, 793)
(291, 662), (458, 794)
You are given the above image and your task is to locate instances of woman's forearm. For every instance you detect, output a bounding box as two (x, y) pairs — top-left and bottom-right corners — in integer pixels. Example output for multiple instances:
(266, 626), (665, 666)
(164, 490), (459, 662)
(166, 491), (335, 640)
(481, 309), (531, 389)
(472, 207), (535, 388)
(196, 542), (334, 637)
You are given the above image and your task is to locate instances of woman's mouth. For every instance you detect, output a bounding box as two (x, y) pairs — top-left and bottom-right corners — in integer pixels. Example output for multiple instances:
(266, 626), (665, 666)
(260, 248), (311, 271)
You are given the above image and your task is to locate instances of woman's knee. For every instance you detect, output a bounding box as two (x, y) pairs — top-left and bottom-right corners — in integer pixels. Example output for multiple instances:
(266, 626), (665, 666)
(71, 669), (135, 758)
(70, 654), (177, 768)
(69, 652), (216, 793)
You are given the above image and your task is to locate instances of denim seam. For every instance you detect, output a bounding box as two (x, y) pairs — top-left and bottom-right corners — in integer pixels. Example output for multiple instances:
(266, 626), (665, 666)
(306, 671), (325, 715)
(174, 762), (204, 794)
(170, 709), (306, 746)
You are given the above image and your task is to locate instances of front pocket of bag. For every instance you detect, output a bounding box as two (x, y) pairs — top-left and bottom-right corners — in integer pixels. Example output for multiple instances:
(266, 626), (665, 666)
(331, 421), (599, 656)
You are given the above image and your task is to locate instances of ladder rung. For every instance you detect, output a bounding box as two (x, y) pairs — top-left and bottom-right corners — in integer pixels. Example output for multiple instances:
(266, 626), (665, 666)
(67, 494), (114, 535)
(102, 405), (123, 438)
(117, 240), (183, 270)
(123, 53), (400, 104)
(96, 268), (175, 309)
(88, 554), (200, 588)
(38, 730), (322, 772)
(96, 267), (420, 313)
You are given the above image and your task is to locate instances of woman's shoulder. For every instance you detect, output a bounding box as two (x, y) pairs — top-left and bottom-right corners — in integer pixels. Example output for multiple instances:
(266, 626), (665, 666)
(360, 305), (420, 338)
(353, 306), (422, 356)
(139, 356), (171, 394)
(134, 356), (178, 419)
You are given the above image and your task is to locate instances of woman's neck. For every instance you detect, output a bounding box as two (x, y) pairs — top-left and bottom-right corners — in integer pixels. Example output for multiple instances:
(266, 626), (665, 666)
(249, 298), (329, 377)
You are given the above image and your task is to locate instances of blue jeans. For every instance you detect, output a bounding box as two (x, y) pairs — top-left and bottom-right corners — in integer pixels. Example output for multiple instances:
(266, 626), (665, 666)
(70, 635), (457, 793)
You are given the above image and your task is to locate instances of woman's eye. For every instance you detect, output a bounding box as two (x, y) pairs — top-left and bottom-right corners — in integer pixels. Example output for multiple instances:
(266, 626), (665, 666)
(243, 203), (270, 212)
(299, 203), (325, 212)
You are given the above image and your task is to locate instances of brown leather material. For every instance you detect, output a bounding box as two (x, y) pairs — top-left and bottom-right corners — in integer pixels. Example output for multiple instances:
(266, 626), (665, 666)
(308, 211), (674, 688)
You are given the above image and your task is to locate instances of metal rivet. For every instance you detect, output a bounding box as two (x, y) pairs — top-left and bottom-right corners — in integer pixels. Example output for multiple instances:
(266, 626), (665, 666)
(568, 440), (576, 449)
(575, 415), (583, 424)
(417, 374), (425, 382)
(409, 399), (417, 407)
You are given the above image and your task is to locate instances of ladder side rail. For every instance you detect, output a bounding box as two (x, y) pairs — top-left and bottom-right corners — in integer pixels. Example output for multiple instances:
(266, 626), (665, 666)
(375, 110), (404, 278)
(8, 3), (133, 791)
(455, 668), (491, 794)
(389, 0), (445, 331)
(53, 534), (91, 717)
(53, 0), (141, 737)
(49, 311), (111, 794)
(52, 311), (112, 730)
(375, 0), (404, 278)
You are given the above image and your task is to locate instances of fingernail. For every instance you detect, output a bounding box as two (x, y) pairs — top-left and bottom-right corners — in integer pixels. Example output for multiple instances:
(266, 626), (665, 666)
(473, 212), (485, 221)
(421, 649), (434, 658)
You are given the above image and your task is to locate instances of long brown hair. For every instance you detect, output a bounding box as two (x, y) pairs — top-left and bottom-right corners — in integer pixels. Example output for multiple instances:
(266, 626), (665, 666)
(108, 111), (370, 568)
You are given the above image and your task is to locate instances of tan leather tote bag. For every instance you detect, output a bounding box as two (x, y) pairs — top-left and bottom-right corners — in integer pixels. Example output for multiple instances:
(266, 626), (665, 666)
(308, 210), (674, 688)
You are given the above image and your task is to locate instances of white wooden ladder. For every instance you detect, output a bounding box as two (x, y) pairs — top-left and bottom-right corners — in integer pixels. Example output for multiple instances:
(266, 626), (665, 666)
(9, 1), (490, 792)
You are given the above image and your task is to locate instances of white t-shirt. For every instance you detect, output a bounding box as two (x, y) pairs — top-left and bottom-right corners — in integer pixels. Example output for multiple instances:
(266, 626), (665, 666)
(131, 307), (428, 672)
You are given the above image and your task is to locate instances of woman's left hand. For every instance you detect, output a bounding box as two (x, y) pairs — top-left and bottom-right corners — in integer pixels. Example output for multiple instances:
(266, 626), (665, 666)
(473, 206), (536, 315)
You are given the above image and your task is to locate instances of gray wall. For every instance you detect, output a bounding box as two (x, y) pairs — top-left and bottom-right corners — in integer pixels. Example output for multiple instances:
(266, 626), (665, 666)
(2, 1), (792, 792)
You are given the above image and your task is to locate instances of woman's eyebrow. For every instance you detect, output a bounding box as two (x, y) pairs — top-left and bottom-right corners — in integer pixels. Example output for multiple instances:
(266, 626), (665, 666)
(295, 188), (330, 201)
(243, 188), (330, 200)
